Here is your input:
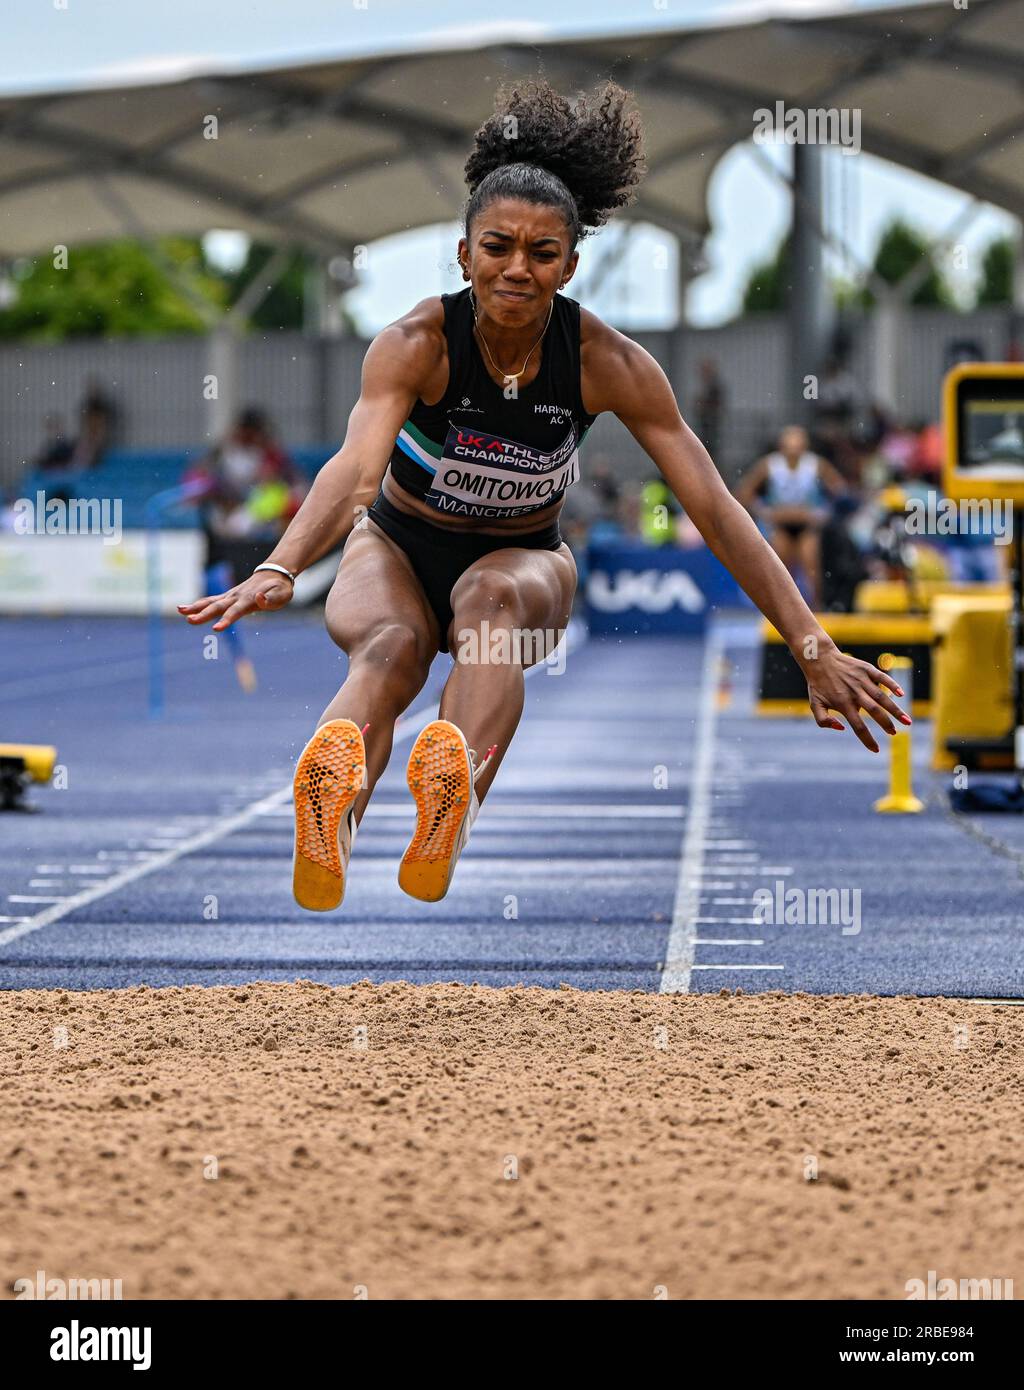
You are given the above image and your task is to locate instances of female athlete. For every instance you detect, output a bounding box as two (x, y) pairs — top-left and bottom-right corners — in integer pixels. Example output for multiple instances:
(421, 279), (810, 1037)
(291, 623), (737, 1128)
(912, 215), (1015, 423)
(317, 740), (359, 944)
(178, 79), (910, 911)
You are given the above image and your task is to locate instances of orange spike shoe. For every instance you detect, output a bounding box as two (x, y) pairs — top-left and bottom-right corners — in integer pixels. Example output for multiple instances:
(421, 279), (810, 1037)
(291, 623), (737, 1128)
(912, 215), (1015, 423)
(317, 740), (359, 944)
(398, 719), (497, 902)
(292, 719), (369, 911)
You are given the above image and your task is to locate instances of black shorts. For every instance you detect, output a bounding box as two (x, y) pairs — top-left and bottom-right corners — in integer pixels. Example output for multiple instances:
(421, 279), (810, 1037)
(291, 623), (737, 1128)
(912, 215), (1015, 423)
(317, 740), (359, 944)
(365, 487), (563, 653)
(777, 520), (811, 540)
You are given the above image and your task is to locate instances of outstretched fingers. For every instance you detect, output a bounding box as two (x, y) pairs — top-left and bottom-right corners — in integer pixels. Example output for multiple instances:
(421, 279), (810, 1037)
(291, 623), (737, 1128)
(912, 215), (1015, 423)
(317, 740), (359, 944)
(211, 596), (255, 631)
(809, 691), (844, 732)
(845, 707), (879, 754)
(178, 592), (237, 627)
(177, 594), (223, 615)
(862, 664), (912, 727)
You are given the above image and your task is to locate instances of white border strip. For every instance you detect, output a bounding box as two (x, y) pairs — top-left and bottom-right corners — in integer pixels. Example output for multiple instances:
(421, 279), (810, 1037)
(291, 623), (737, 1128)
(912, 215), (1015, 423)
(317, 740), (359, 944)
(659, 628), (722, 994)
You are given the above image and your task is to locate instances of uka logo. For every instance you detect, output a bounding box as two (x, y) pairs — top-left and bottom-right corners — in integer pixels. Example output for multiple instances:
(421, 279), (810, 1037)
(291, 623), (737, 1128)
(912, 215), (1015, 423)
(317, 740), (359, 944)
(587, 568), (706, 614)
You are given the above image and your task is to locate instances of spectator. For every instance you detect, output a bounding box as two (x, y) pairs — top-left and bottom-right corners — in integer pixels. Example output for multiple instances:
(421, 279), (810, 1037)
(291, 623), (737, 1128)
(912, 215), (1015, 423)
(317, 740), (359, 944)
(638, 476), (683, 547)
(65, 381), (119, 471)
(588, 455), (621, 524)
(909, 419), (943, 482)
(81, 379), (119, 435)
(693, 357), (725, 461)
(877, 420), (919, 476)
(185, 406), (306, 546)
(32, 413), (74, 472)
(815, 354), (862, 435)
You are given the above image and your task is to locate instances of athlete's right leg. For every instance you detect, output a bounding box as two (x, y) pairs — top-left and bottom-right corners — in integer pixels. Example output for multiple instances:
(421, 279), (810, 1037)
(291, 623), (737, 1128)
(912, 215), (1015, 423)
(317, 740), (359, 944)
(769, 524), (797, 576)
(316, 520), (441, 827)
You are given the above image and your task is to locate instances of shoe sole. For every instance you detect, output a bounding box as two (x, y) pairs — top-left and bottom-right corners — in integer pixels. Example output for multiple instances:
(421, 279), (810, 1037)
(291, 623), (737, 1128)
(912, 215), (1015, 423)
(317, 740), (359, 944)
(398, 719), (473, 902)
(292, 718), (365, 911)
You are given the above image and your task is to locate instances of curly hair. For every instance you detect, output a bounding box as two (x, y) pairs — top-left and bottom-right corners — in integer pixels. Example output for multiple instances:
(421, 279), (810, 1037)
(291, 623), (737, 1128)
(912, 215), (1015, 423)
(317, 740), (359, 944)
(462, 78), (646, 256)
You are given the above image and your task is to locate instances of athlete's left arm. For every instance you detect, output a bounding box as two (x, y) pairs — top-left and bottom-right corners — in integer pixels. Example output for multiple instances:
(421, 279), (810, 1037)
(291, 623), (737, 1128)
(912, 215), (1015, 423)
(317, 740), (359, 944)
(589, 332), (907, 751)
(817, 458), (850, 499)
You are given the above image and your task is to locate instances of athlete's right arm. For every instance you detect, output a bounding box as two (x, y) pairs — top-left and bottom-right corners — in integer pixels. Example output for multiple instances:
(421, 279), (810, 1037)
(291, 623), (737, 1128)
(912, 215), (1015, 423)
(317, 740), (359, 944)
(177, 310), (439, 631)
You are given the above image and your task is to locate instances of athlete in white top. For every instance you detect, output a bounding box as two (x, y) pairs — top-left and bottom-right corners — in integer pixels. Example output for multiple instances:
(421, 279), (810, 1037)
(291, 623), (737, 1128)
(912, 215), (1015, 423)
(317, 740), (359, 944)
(736, 425), (848, 609)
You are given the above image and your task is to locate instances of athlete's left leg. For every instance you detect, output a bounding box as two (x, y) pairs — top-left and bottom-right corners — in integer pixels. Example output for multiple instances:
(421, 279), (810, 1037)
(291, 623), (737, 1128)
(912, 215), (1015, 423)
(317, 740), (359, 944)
(439, 541), (578, 802)
(796, 526), (823, 609)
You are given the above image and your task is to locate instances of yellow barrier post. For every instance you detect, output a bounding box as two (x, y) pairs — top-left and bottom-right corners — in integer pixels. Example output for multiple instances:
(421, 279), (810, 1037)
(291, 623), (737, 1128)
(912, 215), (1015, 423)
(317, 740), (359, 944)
(873, 654), (923, 813)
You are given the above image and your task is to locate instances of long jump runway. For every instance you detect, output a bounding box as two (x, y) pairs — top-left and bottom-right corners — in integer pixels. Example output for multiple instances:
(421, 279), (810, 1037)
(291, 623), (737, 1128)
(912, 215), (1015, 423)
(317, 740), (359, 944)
(1, 613), (1020, 996)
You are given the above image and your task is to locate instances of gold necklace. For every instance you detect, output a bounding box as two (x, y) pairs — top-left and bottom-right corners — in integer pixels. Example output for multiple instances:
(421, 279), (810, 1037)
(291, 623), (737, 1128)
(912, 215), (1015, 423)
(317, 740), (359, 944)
(470, 288), (554, 387)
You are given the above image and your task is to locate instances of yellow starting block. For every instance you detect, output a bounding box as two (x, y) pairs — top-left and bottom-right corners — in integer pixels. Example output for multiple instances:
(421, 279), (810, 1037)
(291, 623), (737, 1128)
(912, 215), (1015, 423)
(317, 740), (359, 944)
(0, 743), (57, 811)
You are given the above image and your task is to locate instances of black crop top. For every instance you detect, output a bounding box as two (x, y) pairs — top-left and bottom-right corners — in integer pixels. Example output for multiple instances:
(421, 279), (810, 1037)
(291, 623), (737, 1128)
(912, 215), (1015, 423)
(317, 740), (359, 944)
(387, 286), (598, 522)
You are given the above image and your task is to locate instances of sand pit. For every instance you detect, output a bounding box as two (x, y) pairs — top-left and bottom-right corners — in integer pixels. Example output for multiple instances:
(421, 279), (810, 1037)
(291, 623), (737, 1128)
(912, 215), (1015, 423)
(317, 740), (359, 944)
(1, 981), (1021, 1300)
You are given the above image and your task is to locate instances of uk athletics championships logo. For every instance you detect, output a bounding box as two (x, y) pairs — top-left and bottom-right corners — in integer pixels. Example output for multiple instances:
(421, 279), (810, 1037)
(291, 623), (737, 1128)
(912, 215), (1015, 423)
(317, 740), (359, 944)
(427, 420), (581, 520)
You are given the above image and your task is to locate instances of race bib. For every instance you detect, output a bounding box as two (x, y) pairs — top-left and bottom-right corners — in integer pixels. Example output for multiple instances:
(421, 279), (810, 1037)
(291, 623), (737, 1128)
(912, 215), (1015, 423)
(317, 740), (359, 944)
(426, 423), (580, 519)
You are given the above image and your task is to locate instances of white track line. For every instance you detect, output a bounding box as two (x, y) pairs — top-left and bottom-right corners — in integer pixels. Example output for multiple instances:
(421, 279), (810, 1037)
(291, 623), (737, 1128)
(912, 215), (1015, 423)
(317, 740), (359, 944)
(0, 628), (587, 951)
(252, 802), (685, 820)
(691, 963), (784, 971)
(693, 915), (761, 925)
(660, 628), (722, 994)
(690, 937), (764, 946)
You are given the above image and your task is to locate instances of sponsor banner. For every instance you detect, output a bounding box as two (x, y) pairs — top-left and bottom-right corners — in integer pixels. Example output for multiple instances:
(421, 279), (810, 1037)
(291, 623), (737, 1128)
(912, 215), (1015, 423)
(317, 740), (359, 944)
(0, 530), (205, 615)
(585, 540), (742, 635)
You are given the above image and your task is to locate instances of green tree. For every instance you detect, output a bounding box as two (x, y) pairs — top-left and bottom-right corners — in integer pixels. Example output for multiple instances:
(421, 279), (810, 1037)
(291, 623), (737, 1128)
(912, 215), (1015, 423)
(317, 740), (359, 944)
(976, 236), (1014, 307)
(862, 219), (954, 308)
(218, 242), (312, 331)
(0, 238), (227, 341)
(742, 234), (791, 313)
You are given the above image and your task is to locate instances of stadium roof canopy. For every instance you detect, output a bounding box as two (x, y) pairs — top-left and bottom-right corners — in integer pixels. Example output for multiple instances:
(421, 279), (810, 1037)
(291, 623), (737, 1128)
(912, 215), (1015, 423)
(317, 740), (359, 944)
(0, 0), (1022, 261)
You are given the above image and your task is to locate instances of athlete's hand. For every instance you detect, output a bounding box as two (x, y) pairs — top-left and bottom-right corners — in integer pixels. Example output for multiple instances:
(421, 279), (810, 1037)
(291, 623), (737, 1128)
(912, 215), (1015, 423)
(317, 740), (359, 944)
(802, 645), (911, 753)
(177, 572), (294, 631)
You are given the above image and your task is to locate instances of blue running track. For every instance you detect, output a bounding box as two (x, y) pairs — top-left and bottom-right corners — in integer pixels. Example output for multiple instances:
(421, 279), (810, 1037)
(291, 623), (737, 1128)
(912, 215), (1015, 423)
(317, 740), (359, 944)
(1, 613), (1020, 995)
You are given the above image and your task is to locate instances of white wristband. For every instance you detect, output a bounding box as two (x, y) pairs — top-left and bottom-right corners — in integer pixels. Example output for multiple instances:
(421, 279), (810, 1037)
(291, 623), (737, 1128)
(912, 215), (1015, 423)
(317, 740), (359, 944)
(253, 563), (296, 584)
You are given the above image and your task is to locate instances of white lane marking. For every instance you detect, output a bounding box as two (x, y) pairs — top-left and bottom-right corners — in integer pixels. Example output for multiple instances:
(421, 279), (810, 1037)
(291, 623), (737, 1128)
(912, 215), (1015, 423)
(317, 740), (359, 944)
(29, 879), (65, 888)
(253, 803), (685, 820)
(711, 896), (757, 905)
(689, 938), (764, 946)
(0, 795), (293, 948)
(691, 964), (784, 971)
(0, 916), (29, 923)
(0, 631), (587, 951)
(68, 865), (116, 875)
(7, 894), (68, 904)
(34, 865), (65, 873)
(694, 915), (762, 925)
(660, 629), (721, 995)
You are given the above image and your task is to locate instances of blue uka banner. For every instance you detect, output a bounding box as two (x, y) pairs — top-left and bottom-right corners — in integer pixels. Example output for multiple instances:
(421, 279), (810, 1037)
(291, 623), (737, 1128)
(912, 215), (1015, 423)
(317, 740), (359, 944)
(584, 540), (743, 635)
